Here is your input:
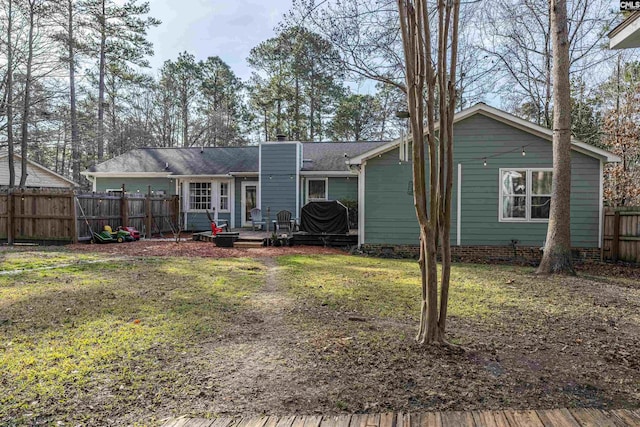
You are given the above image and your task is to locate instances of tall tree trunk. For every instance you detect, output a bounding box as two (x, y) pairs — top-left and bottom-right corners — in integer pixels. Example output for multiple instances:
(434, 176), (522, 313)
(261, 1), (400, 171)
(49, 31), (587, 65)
(7, 0), (15, 188)
(438, 0), (459, 336)
(182, 92), (188, 146)
(536, 0), (575, 275)
(309, 70), (315, 141)
(398, 0), (459, 345)
(293, 71), (302, 141)
(20, 0), (36, 188)
(61, 121), (68, 174)
(68, 0), (80, 183)
(543, 15), (552, 129)
(97, 0), (106, 160)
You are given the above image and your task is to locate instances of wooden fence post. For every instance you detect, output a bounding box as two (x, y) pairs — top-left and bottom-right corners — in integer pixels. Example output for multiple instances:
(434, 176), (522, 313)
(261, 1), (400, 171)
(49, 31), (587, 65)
(612, 210), (621, 262)
(146, 185), (152, 238)
(71, 192), (78, 243)
(120, 184), (129, 227)
(7, 189), (14, 245)
(173, 195), (180, 227)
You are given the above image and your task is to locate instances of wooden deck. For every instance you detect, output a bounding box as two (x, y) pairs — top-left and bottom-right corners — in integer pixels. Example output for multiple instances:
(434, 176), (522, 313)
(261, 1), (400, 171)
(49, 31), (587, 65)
(192, 229), (359, 247)
(161, 409), (640, 427)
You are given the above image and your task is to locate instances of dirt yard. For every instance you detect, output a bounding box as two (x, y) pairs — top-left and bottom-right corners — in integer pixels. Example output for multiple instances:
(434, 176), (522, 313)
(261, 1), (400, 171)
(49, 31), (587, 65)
(1, 241), (638, 426)
(66, 238), (345, 258)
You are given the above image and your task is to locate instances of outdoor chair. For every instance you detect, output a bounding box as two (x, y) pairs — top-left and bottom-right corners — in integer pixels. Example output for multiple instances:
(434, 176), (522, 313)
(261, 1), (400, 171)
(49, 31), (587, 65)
(205, 208), (228, 232)
(273, 210), (294, 234)
(250, 208), (266, 231)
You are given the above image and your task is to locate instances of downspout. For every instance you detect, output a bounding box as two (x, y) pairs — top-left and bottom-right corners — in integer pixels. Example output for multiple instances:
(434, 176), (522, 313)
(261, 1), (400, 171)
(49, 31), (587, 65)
(457, 163), (462, 246)
(357, 162), (366, 247)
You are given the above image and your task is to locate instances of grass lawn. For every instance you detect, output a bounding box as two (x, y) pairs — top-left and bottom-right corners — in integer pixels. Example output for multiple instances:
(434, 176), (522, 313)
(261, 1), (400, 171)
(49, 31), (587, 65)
(1, 248), (638, 425)
(277, 254), (635, 324)
(0, 250), (264, 426)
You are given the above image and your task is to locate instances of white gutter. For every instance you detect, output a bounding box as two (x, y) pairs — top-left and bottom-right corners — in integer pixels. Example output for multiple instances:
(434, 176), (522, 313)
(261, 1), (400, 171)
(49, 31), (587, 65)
(229, 172), (259, 176)
(169, 174), (231, 179)
(300, 171), (357, 177)
(81, 172), (173, 178)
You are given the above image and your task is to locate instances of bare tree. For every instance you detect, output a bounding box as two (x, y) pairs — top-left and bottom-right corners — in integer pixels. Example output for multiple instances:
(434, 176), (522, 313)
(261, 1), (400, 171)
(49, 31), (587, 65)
(397, 0), (460, 344)
(536, 0), (575, 275)
(19, 0), (39, 188)
(66, 0), (80, 183)
(51, 0), (83, 182)
(480, 0), (615, 127)
(5, 0), (16, 187)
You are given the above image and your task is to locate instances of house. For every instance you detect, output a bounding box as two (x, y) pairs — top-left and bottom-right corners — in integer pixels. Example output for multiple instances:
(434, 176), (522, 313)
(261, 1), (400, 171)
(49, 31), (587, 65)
(0, 152), (77, 189)
(83, 104), (619, 260)
(347, 103), (620, 259)
(81, 139), (388, 230)
(608, 11), (640, 49)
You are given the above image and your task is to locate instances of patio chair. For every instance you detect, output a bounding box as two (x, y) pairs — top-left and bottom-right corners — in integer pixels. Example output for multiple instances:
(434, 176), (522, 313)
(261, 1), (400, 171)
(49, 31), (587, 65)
(273, 210), (293, 234)
(205, 208), (228, 231)
(250, 208), (266, 231)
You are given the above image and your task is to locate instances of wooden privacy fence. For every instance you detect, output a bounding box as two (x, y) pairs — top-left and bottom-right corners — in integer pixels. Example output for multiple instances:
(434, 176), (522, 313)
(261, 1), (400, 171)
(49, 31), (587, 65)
(0, 188), (77, 244)
(602, 206), (640, 263)
(76, 189), (179, 242)
(0, 188), (179, 244)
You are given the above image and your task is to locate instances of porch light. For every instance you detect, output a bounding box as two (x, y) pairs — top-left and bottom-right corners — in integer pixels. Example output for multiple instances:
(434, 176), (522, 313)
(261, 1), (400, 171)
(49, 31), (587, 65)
(483, 158), (487, 167)
(522, 147), (526, 156)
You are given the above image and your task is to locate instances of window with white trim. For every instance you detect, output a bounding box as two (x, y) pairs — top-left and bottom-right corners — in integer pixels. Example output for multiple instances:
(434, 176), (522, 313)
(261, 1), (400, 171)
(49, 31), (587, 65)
(189, 182), (211, 211)
(307, 178), (328, 200)
(500, 169), (552, 221)
(219, 182), (229, 211)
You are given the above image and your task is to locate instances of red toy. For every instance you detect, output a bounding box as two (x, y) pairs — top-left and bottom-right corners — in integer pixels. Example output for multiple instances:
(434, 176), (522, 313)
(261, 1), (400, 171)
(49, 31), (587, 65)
(120, 226), (140, 240)
(211, 222), (224, 236)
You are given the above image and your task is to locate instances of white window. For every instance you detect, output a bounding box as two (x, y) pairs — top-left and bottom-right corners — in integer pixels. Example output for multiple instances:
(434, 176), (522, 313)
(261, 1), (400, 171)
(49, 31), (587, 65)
(500, 169), (552, 222)
(219, 182), (229, 211)
(189, 182), (211, 211)
(307, 178), (328, 201)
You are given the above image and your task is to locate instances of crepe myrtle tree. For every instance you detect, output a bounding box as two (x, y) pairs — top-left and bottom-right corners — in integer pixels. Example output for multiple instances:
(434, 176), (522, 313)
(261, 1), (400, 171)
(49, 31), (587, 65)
(397, 0), (460, 344)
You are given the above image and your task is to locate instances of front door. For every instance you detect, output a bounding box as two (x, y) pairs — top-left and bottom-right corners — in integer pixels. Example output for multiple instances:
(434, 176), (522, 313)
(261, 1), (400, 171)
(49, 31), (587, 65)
(241, 181), (258, 227)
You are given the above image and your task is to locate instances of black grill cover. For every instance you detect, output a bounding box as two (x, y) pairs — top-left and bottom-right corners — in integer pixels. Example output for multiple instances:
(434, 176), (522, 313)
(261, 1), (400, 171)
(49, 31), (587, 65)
(300, 201), (349, 234)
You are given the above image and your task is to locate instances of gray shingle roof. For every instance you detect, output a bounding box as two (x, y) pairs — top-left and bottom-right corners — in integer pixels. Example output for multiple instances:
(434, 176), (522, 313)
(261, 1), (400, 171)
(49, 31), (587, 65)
(86, 141), (390, 175)
(86, 147), (259, 174)
(300, 141), (389, 171)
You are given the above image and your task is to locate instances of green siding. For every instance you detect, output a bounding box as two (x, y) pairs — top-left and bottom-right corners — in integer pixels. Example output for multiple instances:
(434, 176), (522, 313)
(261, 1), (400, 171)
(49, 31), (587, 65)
(365, 154), (418, 244)
(328, 177), (358, 202)
(260, 143), (299, 216)
(95, 177), (176, 195)
(186, 212), (231, 232)
(364, 114), (602, 248)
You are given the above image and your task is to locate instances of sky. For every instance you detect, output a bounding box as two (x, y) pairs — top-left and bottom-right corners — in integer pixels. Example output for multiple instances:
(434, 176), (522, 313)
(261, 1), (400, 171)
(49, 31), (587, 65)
(144, 0), (294, 81)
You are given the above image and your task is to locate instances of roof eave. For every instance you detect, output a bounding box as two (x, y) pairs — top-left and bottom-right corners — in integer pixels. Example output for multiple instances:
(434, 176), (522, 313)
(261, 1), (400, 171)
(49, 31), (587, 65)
(300, 170), (357, 176)
(81, 172), (174, 178)
(347, 104), (619, 164)
(8, 153), (79, 187)
(608, 11), (640, 49)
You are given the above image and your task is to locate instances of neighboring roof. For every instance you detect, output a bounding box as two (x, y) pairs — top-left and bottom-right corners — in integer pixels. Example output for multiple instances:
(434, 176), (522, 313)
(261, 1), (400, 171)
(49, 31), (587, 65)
(301, 141), (388, 171)
(348, 103), (621, 164)
(83, 142), (391, 176)
(0, 152), (78, 188)
(608, 11), (640, 49)
(84, 147), (259, 176)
